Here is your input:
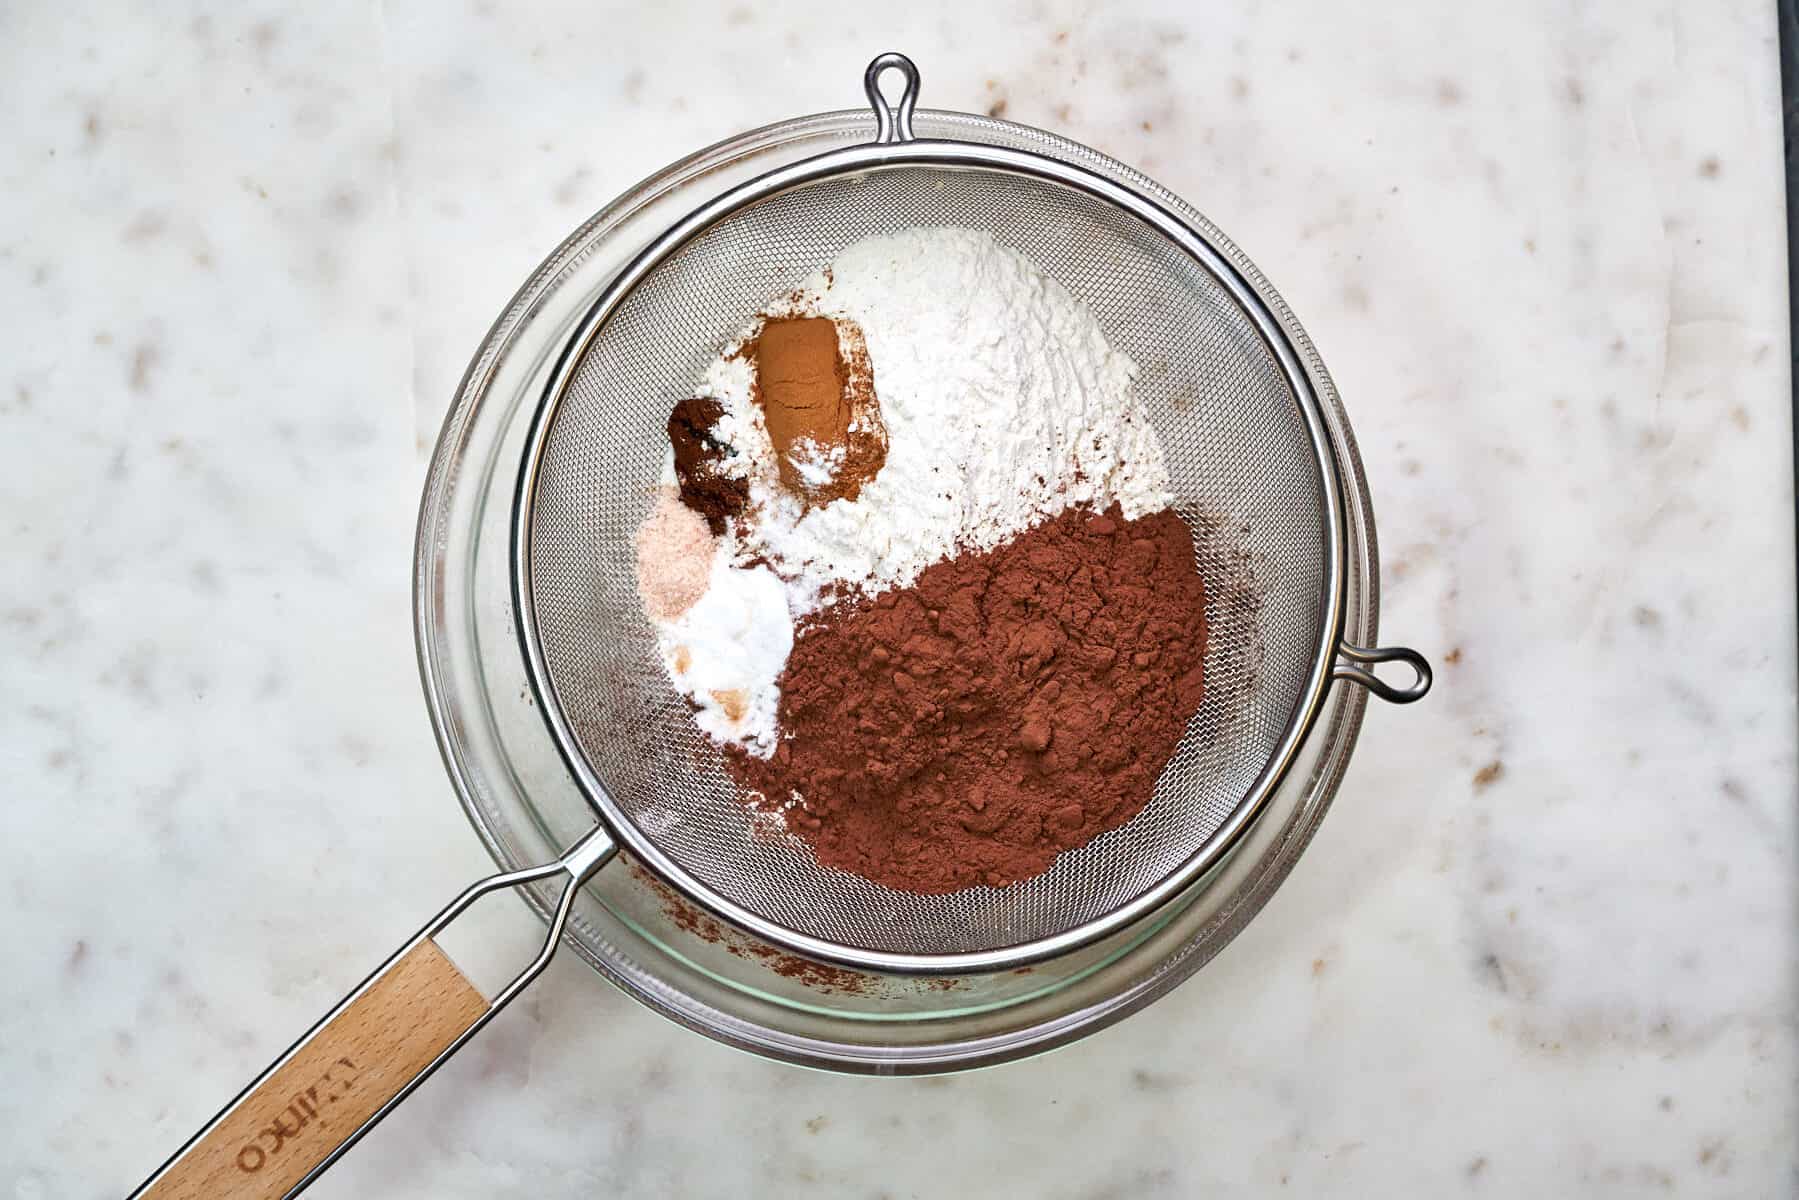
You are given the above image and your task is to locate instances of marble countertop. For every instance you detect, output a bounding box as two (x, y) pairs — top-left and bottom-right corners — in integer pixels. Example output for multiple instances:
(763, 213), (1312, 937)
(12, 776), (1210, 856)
(4, 2), (1794, 1196)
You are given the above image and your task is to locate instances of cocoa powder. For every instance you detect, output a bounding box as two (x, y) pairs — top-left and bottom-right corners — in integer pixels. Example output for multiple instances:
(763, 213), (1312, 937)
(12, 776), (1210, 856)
(727, 503), (1208, 893)
(627, 862), (872, 993)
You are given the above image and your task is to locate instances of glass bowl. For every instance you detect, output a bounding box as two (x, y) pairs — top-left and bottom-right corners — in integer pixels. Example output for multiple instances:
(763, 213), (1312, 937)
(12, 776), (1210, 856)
(413, 107), (1382, 1073)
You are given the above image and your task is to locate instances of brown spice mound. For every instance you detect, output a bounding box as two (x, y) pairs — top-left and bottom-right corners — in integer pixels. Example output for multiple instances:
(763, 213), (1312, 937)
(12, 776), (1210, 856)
(751, 316), (886, 506)
(727, 503), (1208, 893)
(668, 396), (748, 534)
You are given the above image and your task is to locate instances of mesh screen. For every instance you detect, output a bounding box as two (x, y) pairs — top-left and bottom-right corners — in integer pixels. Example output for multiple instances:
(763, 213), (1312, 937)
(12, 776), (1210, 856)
(528, 165), (1327, 956)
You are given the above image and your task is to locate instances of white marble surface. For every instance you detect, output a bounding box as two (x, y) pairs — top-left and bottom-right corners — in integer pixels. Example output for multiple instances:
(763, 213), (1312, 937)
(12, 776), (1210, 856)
(3, 1), (1795, 1195)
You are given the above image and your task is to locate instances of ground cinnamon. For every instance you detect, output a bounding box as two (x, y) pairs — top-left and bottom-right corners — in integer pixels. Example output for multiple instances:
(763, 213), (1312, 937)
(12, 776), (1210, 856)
(727, 503), (1208, 893)
(750, 316), (886, 505)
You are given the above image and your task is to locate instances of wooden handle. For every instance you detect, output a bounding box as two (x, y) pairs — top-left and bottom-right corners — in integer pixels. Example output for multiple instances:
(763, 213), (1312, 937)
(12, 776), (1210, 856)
(140, 939), (488, 1200)
(133, 828), (618, 1198)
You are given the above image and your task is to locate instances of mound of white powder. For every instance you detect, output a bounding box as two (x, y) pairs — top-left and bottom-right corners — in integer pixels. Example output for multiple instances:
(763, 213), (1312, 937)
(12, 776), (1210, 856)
(707, 226), (1171, 612)
(648, 226), (1173, 755)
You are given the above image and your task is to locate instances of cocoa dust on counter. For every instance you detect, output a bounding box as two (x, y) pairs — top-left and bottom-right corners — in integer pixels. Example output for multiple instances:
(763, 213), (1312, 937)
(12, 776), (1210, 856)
(727, 503), (1208, 893)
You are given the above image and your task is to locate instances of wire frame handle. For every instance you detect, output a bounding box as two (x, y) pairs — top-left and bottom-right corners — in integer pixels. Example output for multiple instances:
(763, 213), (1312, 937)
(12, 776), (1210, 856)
(129, 826), (617, 1200)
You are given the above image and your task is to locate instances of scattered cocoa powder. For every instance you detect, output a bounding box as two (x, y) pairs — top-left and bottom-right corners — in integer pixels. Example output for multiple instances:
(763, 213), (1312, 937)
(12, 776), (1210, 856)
(628, 862), (872, 993)
(744, 942), (874, 991)
(727, 503), (1208, 893)
(750, 315), (886, 505)
(668, 395), (748, 534)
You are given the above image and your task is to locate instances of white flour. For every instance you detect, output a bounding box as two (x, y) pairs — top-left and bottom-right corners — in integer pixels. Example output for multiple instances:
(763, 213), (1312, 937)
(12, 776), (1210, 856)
(709, 227), (1171, 610)
(650, 226), (1173, 755)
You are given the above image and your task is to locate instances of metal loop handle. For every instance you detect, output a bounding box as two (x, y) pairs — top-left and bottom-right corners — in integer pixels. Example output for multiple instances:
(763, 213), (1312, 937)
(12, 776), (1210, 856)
(864, 51), (919, 144)
(1332, 642), (1432, 705)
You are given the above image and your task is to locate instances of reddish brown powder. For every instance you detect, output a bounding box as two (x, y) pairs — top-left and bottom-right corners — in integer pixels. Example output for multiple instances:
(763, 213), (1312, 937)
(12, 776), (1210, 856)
(628, 862), (872, 994)
(750, 316), (887, 506)
(668, 395), (748, 534)
(727, 503), (1208, 893)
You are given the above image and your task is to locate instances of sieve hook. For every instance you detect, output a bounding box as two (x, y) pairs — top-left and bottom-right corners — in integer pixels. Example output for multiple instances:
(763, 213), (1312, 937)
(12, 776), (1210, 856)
(864, 51), (920, 144)
(1332, 642), (1432, 704)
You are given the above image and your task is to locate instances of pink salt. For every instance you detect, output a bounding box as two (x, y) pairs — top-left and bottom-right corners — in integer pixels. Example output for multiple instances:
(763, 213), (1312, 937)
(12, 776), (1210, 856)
(635, 488), (716, 622)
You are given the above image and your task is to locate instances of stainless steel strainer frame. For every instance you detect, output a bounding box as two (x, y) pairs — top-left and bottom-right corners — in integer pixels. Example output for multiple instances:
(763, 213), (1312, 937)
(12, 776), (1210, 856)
(511, 53), (1430, 975)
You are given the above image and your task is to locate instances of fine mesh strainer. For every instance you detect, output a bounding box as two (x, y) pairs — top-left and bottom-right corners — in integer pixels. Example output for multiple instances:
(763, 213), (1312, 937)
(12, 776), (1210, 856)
(514, 52), (1428, 973)
(132, 53), (1428, 1200)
